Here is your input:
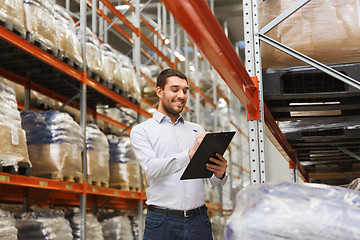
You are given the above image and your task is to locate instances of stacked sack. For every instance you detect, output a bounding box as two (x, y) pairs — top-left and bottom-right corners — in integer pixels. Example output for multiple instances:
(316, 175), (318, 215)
(0, 0), (25, 31)
(16, 211), (73, 240)
(23, 0), (57, 49)
(120, 56), (141, 102)
(224, 181), (360, 240)
(21, 111), (83, 181)
(0, 209), (17, 240)
(100, 43), (126, 91)
(0, 82), (31, 171)
(53, 4), (83, 65)
(86, 124), (110, 187)
(66, 212), (104, 240)
(76, 27), (103, 78)
(100, 214), (134, 240)
(108, 135), (141, 191)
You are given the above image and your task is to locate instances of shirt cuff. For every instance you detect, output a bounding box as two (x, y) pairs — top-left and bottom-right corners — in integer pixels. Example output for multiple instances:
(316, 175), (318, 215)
(210, 172), (228, 187)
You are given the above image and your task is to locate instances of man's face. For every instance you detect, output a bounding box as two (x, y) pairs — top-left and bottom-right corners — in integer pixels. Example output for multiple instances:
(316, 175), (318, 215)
(157, 76), (189, 117)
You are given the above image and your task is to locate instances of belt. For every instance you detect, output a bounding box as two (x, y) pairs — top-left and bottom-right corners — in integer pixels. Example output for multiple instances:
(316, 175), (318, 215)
(147, 204), (207, 218)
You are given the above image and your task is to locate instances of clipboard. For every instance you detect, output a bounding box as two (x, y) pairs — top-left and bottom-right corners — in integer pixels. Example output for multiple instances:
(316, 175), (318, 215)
(180, 131), (236, 180)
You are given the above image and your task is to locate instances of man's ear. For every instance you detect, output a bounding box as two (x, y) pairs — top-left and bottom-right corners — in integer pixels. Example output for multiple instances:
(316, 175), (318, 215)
(156, 86), (162, 98)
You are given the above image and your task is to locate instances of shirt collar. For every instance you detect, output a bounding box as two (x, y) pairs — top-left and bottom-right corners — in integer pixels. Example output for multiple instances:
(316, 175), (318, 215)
(153, 111), (184, 124)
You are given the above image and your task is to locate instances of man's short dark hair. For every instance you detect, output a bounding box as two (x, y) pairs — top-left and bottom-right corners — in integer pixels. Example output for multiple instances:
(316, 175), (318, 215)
(156, 68), (188, 89)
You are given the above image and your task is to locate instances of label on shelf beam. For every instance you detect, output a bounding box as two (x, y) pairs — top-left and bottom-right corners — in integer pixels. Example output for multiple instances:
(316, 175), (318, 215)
(0, 175), (10, 182)
(66, 184), (73, 190)
(39, 180), (48, 187)
(114, 191), (119, 195)
(92, 188), (98, 193)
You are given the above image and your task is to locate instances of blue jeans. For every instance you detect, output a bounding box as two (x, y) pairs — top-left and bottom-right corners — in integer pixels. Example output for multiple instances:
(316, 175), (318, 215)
(143, 209), (213, 240)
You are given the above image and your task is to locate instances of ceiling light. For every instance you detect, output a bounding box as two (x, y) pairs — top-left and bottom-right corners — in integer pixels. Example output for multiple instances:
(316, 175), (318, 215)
(290, 110), (341, 117)
(289, 101), (340, 106)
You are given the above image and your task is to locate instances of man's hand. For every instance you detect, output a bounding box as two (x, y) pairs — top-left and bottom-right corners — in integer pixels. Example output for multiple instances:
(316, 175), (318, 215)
(188, 132), (208, 159)
(206, 153), (228, 179)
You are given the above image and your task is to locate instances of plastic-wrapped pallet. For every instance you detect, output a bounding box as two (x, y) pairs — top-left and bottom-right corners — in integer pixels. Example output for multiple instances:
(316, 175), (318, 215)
(76, 27), (103, 78)
(86, 124), (110, 187)
(108, 135), (141, 191)
(23, 0), (57, 50)
(100, 215), (134, 240)
(0, 0), (25, 30)
(66, 213), (104, 240)
(0, 82), (31, 172)
(224, 181), (360, 240)
(54, 4), (83, 65)
(0, 209), (17, 240)
(120, 56), (141, 102)
(21, 111), (83, 181)
(259, 0), (360, 68)
(100, 43), (120, 87)
(16, 211), (73, 240)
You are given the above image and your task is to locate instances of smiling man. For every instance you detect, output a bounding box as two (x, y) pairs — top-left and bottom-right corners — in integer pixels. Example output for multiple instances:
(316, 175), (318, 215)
(130, 68), (228, 240)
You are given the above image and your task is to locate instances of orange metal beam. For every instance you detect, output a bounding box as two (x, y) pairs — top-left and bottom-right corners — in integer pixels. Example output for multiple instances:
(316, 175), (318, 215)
(264, 106), (308, 180)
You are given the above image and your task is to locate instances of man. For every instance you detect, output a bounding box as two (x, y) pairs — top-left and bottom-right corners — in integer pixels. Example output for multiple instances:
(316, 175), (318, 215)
(130, 68), (228, 240)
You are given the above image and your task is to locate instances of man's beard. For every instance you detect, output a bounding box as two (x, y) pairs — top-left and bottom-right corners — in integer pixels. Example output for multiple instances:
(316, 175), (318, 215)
(162, 100), (184, 116)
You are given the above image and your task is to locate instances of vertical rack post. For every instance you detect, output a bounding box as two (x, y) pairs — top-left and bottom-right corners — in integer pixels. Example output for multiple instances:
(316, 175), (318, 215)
(132, 0), (143, 239)
(243, 0), (267, 184)
(162, 4), (167, 67)
(92, 0), (97, 34)
(194, 45), (200, 124)
(80, 0), (88, 239)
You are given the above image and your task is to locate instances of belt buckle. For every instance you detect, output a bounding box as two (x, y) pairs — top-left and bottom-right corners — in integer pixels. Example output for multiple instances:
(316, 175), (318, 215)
(184, 210), (192, 218)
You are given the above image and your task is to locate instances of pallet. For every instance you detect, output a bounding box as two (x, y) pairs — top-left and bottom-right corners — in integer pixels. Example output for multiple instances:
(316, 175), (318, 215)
(86, 176), (109, 188)
(109, 183), (130, 191)
(33, 172), (83, 184)
(58, 50), (83, 71)
(0, 18), (26, 39)
(0, 162), (32, 176)
(25, 31), (59, 58)
(129, 186), (141, 192)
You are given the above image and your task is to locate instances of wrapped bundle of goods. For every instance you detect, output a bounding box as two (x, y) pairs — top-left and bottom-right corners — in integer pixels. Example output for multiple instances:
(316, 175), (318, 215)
(66, 212), (104, 240)
(120, 56), (141, 102)
(0, 209), (17, 240)
(16, 211), (73, 240)
(54, 4), (83, 65)
(76, 27), (103, 78)
(100, 43), (119, 86)
(100, 214), (134, 240)
(0, 82), (31, 174)
(108, 135), (141, 191)
(259, 0), (360, 69)
(21, 111), (83, 182)
(86, 124), (110, 187)
(224, 181), (360, 240)
(0, 0), (25, 32)
(23, 0), (57, 50)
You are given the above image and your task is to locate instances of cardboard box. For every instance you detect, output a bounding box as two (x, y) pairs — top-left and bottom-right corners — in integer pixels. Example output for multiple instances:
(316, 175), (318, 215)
(27, 142), (82, 180)
(0, 124), (31, 169)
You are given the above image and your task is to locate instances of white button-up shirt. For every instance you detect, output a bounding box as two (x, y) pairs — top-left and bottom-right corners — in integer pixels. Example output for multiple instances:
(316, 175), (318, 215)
(130, 111), (227, 210)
